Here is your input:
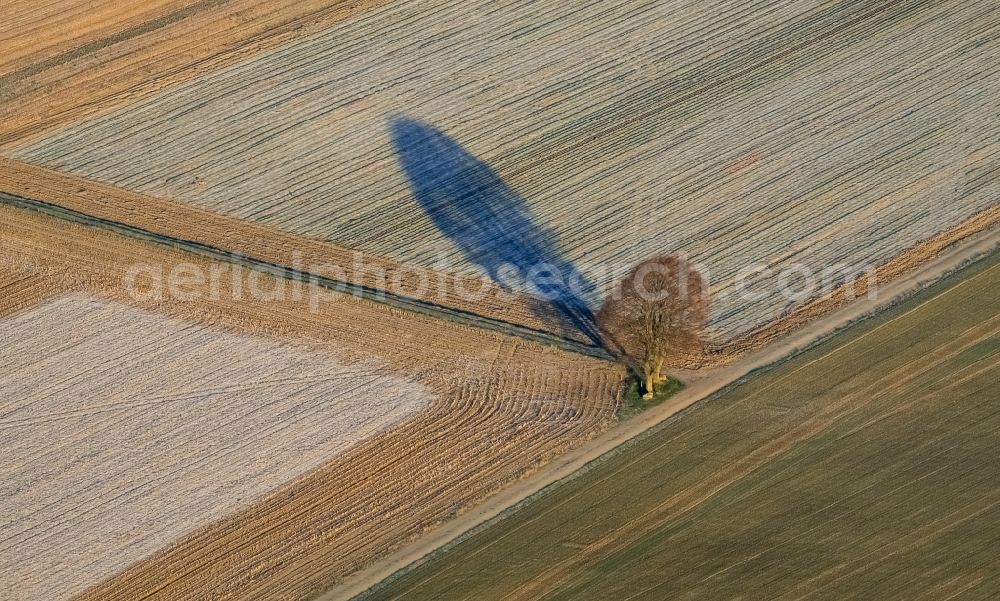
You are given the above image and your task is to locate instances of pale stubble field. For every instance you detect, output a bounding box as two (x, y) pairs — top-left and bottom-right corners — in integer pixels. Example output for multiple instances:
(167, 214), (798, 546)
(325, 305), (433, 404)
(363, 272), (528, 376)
(0, 203), (621, 600)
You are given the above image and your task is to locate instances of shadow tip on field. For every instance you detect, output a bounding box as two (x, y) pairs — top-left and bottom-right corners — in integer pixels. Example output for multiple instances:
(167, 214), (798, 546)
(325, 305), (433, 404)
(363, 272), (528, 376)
(388, 116), (603, 347)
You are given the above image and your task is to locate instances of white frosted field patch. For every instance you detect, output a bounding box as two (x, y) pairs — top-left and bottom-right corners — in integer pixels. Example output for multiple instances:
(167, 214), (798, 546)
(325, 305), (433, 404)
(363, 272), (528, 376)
(0, 294), (430, 601)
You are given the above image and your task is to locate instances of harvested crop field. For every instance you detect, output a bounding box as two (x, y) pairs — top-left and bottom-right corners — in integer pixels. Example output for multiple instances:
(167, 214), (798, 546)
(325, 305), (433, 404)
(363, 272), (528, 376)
(0, 202), (621, 599)
(364, 253), (1000, 601)
(2, 1), (999, 599)
(0, 0), (395, 147)
(0, 268), (58, 318)
(0, 293), (429, 600)
(4, 0), (998, 343)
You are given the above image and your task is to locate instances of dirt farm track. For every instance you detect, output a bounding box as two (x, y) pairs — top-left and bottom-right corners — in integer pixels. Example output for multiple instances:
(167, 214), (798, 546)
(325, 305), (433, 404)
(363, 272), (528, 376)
(364, 249), (1000, 601)
(0, 0), (998, 600)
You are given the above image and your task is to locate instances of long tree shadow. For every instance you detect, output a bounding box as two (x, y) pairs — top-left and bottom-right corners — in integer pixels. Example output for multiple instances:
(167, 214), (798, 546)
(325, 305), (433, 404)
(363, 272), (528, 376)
(389, 117), (603, 347)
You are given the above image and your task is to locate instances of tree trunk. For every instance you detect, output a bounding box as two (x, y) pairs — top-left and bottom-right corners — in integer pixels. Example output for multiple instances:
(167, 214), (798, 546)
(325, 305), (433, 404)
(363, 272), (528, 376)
(643, 368), (655, 400)
(654, 356), (666, 384)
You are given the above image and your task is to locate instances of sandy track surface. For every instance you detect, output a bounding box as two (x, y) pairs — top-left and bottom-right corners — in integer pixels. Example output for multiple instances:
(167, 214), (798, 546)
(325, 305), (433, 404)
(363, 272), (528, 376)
(0, 203), (622, 599)
(0, 294), (429, 601)
(365, 255), (1000, 601)
(326, 225), (1000, 600)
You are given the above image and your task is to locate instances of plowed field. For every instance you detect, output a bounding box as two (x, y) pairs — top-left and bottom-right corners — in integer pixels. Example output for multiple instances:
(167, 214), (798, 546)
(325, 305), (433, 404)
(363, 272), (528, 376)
(0, 293), (429, 600)
(1, 1), (997, 598)
(363, 250), (1000, 601)
(5, 0), (998, 342)
(0, 203), (621, 599)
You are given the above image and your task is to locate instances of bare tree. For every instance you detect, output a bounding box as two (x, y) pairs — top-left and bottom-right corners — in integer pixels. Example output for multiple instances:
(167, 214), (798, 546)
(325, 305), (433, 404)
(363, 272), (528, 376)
(598, 255), (709, 399)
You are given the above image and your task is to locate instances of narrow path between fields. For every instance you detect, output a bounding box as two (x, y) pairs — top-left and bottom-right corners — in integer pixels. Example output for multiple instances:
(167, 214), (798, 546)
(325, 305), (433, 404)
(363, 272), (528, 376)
(0, 190), (611, 359)
(325, 225), (999, 601)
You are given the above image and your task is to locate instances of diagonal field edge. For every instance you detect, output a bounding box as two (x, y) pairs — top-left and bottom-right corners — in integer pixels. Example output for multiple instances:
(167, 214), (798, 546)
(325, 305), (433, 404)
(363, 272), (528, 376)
(329, 234), (1000, 601)
(0, 190), (612, 360)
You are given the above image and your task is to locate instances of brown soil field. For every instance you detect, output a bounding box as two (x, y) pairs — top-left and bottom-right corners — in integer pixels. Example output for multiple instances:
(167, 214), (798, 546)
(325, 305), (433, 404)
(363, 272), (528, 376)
(1, 2), (997, 596)
(365, 252), (1000, 601)
(0, 267), (59, 318)
(0, 0), (394, 148)
(1, 0), (193, 77)
(0, 202), (622, 600)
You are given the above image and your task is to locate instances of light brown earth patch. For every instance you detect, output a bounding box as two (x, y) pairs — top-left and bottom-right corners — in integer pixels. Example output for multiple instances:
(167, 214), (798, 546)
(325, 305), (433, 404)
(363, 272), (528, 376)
(0, 267), (59, 318)
(0, 202), (621, 600)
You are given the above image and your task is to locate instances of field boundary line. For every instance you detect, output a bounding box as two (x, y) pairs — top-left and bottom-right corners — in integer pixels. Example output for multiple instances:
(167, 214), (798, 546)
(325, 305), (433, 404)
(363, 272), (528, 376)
(0, 156), (592, 343)
(0, 190), (611, 359)
(329, 226), (1000, 601)
(2, 172), (996, 364)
